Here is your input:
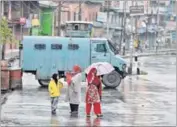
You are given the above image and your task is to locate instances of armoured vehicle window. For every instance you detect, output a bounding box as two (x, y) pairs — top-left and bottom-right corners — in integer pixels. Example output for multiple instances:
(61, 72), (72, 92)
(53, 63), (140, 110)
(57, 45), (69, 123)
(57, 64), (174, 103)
(34, 44), (46, 50)
(51, 44), (62, 50)
(108, 40), (118, 54)
(96, 44), (107, 52)
(68, 44), (79, 50)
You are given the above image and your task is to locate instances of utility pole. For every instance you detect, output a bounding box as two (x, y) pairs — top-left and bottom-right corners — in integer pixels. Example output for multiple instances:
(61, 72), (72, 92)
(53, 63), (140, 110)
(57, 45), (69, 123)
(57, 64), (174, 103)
(58, 1), (62, 36)
(78, 0), (81, 21)
(0, 0), (2, 115)
(155, 0), (160, 52)
(135, 2), (138, 40)
(19, 1), (23, 67)
(120, 0), (126, 55)
(1, 0), (3, 16)
(128, 15), (134, 75)
(106, 0), (110, 37)
(20, 1), (23, 40)
(128, 0), (135, 75)
(146, 0), (148, 42)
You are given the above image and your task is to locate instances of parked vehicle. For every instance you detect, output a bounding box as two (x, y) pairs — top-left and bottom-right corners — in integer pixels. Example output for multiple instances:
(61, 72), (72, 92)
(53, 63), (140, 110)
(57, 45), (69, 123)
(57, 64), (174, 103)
(21, 36), (127, 88)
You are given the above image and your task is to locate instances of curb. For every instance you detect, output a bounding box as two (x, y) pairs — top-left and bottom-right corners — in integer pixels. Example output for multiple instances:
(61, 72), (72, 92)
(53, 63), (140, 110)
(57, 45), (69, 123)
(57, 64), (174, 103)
(1, 90), (11, 105)
(127, 70), (148, 76)
(1, 94), (7, 105)
(125, 49), (176, 54)
(122, 51), (176, 59)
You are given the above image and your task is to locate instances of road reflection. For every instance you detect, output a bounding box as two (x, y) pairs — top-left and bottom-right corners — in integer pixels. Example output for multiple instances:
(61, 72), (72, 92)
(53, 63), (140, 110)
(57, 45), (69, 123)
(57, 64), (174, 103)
(86, 117), (101, 127)
(50, 115), (60, 126)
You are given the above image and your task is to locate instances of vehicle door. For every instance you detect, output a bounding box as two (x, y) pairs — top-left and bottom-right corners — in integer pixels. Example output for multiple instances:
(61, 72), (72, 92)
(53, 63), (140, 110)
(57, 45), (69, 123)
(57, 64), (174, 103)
(91, 40), (111, 64)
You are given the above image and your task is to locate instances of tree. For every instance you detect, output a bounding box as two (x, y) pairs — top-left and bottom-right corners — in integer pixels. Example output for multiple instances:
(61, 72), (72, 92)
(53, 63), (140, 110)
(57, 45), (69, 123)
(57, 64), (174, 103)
(0, 16), (17, 60)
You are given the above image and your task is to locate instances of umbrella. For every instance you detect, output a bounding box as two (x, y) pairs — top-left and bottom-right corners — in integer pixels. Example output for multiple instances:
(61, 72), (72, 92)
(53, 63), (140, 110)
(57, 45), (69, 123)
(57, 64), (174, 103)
(85, 62), (115, 76)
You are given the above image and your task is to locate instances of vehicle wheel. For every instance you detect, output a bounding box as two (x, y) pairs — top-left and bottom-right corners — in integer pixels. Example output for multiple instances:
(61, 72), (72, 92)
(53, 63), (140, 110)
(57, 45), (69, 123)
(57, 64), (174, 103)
(102, 71), (121, 88)
(38, 80), (49, 87)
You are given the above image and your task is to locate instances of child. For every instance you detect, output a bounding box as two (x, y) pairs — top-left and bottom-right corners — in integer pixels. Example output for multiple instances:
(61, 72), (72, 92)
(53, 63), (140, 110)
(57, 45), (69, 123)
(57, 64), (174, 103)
(48, 73), (63, 115)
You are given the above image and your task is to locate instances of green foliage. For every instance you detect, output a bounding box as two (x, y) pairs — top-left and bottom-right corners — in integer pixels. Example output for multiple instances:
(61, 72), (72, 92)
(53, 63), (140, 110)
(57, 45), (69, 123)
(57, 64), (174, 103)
(0, 17), (17, 44)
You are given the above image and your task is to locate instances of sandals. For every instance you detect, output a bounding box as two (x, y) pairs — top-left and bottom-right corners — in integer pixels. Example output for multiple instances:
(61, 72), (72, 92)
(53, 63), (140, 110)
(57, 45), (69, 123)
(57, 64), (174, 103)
(86, 114), (103, 117)
(97, 114), (103, 118)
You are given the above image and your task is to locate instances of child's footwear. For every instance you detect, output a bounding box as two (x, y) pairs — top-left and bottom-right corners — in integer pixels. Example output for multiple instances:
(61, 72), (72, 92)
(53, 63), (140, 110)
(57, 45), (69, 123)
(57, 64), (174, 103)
(52, 111), (56, 115)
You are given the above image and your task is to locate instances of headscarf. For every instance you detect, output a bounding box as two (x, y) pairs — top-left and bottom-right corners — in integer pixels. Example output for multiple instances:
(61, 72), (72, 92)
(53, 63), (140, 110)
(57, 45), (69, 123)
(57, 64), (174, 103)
(66, 65), (81, 86)
(87, 68), (101, 86)
(52, 73), (58, 85)
(73, 65), (81, 73)
(87, 68), (102, 96)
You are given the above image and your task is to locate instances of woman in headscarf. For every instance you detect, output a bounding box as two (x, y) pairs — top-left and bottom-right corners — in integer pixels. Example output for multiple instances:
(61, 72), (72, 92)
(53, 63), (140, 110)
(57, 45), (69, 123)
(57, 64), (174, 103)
(85, 68), (103, 117)
(48, 73), (63, 115)
(65, 65), (82, 115)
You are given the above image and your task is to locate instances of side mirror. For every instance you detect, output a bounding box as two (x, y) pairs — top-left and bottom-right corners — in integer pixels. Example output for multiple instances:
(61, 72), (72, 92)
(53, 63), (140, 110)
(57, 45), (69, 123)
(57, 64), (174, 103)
(116, 50), (119, 54)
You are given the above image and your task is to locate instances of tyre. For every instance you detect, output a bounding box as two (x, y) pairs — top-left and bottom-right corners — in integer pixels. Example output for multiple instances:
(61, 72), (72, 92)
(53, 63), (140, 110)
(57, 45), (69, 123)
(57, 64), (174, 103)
(102, 71), (121, 88)
(38, 80), (49, 87)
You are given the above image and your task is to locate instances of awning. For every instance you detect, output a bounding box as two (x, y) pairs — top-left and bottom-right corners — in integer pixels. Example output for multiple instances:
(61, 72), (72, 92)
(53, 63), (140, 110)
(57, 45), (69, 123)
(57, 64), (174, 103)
(39, 1), (57, 8)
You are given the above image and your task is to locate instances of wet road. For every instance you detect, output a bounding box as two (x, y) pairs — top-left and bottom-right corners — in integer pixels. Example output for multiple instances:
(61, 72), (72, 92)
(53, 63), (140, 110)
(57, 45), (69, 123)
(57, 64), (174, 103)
(1, 55), (176, 126)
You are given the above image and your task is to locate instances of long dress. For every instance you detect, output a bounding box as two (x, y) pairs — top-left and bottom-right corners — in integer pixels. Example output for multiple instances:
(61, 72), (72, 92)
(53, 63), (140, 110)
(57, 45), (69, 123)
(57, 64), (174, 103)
(85, 76), (102, 104)
(85, 72), (102, 115)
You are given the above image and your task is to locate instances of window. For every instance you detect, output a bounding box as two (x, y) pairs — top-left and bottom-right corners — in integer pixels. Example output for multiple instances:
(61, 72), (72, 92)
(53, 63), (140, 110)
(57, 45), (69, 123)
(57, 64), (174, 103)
(51, 44), (62, 50)
(74, 25), (79, 30)
(74, 12), (76, 21)
(68, 44), (79, 50)
(108, 40), (118, 54)
(96, 44), (107, 52)
(89, 14), (91, 21)
(34, 44), (46, 50)
(105, 1), (111, 6)
(66, 24), (72, 30)
(160, 3), (165, 7)
(71, 24), (80, 30)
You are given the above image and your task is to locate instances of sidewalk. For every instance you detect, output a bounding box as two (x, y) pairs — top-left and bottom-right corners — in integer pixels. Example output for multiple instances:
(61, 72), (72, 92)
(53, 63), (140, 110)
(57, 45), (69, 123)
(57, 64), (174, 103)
(1, 50), (19, 105)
